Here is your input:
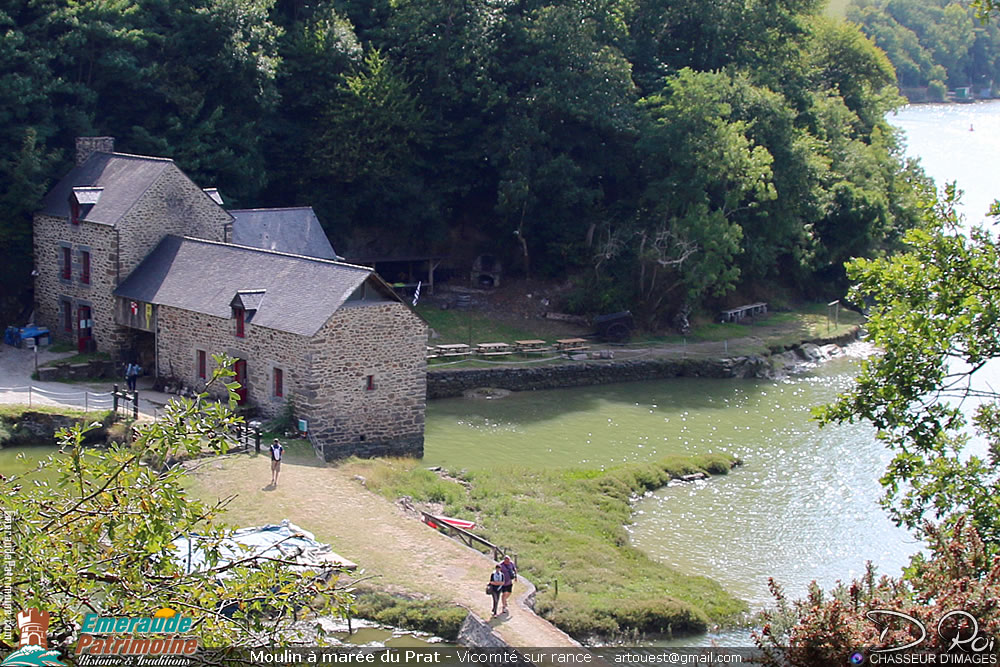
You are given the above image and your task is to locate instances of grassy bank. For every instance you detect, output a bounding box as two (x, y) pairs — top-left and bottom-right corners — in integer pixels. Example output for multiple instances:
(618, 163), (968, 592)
(351, 589), (468, 641)
(343, 454), (747, 640)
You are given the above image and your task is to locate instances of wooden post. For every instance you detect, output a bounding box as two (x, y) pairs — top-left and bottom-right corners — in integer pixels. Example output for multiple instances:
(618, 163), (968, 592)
(113, 384), (119, 414)
(132, 391), (139, 419)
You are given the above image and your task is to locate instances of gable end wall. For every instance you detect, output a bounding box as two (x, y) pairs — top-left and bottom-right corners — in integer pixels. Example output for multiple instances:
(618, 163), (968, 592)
(156, 301), (426, 459)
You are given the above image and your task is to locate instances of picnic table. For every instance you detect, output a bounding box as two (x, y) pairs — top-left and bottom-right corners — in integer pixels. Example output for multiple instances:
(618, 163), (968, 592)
(556, 337), (590, 352)
(476, 342), (513, 356)
(436, 343), (471, 357)
(514, 339), (551, 353)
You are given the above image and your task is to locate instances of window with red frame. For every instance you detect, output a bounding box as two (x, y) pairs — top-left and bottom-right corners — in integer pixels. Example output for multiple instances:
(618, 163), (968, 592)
(366, 374), (375, 391)
(234, 307), (245, 337)
(70, 200), (81, 225)
(274, 368), (284, 397)
(197, 350), (206, 379)
(80, 250), (90, 284)
(61, 247), (72, 280)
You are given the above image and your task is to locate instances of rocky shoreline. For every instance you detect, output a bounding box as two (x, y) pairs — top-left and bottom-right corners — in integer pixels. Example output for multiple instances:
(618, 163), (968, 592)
(426, 327), (863, 399)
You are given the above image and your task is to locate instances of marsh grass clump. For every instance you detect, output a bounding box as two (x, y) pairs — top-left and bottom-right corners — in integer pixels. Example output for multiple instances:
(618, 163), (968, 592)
(351, 590), (467, 640)
(345, 454), (746, 641)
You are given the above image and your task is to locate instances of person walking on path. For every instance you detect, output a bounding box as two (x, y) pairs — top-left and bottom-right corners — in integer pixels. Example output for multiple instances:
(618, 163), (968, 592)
(125, 362), (140, 392)
(488, 563), (505, 617)
(269, 439), (284, 486)
(500, 554), (517, 614)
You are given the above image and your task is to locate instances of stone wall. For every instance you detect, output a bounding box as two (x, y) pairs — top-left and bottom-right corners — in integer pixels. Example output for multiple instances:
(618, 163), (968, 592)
(427, 356), (773, 399)
(156, 304), (311, 420)
(33, 214), (125, 353)
(302, 303), (427, 461)
(115, 164), (229, 278)
(427, 329), (862, 399)
(157, 301), (427, 460)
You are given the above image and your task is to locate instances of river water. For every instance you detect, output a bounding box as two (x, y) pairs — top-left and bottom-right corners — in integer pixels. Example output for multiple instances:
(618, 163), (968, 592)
(422, 101), (1000, 637)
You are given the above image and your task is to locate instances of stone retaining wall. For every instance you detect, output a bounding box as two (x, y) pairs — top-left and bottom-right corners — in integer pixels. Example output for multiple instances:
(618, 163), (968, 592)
(36, 359), (114, 382)
(428, 356), (772, 399)
(428, 329), (861, 399)
(0, 411), (110, 448)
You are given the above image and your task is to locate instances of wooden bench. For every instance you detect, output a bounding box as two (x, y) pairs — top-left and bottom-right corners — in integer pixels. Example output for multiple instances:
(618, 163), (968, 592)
(436, 343), (471, 357)
(476, 342), (513, 356)
(720, 302), (768, 323)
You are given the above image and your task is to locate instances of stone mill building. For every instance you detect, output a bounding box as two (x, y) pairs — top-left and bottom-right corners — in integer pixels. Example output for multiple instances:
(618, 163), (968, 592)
(33, 137), (427, 459)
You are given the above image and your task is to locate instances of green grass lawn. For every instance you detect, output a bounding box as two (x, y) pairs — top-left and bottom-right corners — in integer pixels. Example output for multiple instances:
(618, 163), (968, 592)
(418, 305), (571, 345)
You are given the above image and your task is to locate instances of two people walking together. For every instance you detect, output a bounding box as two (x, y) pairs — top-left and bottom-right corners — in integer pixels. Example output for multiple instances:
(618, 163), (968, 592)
(487, 555), (517, 617)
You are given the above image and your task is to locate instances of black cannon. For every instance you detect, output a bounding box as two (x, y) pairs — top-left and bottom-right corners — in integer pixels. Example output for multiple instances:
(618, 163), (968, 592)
(592, 311), (634, 343)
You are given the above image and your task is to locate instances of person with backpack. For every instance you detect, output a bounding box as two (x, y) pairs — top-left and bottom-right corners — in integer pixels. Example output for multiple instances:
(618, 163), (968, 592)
(499, 555), (517, 614)
(125, 362), (140, 392)
(487, 563), (505, 617)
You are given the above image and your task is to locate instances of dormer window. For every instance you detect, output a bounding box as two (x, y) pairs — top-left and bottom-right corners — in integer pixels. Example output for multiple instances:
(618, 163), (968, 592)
(230, 289), (265, 338)
(69, 187), (103, 225)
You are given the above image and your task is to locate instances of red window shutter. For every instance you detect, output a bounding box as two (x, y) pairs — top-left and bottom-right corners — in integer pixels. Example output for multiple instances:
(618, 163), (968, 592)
(61, 247), (72, 280)
(198, 350), (206, 379)
(235, 308), (245, 337)
(81, 251), (90, 284)
(274, 368), (284, 397)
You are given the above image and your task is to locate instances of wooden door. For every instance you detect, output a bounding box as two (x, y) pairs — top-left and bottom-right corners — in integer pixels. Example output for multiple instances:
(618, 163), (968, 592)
(233, 359), (248, 404)
(77, 306), (93, 353)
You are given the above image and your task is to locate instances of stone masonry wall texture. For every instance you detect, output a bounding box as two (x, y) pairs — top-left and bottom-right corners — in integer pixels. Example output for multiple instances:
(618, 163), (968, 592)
(303, 303), (426, 460)
(157, 301), (426, 460)
(33, 214), (119, 352)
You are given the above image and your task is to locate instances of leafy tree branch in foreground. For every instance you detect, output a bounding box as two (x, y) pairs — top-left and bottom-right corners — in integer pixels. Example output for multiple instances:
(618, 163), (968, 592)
(758, 187), (1000, 660)
(0, 355), (350, 650)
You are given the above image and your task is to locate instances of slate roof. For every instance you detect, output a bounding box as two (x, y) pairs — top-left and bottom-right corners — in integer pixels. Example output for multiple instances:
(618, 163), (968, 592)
(114, 236), (386, 336)
(228, 207), (339, 260)
(40, 152), (175, 225)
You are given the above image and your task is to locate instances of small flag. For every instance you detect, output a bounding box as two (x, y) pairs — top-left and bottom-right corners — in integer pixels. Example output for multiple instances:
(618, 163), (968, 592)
(412, 280), (422, 307)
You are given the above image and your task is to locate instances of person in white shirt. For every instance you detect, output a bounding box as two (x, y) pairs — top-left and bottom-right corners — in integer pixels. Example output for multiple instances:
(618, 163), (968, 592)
(270, 439), (284, 486)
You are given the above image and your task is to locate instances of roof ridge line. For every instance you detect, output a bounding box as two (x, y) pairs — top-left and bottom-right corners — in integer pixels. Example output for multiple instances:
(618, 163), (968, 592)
(176, 235), (372, 271)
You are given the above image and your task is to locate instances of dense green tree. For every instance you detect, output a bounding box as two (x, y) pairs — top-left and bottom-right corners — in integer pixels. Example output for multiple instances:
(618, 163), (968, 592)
(849, 0), (1000, 93)
(308, 48), (437, 250)
(0, 0), (929, 329)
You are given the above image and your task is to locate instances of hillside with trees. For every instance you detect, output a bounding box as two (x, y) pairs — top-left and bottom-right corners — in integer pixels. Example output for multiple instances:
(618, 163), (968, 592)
(0, 0), (926, 329)
(847, 0), (1000, 100)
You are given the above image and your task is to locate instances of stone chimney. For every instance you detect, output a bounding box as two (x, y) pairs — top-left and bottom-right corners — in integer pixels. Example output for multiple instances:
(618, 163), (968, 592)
(76, 136), (115, 166)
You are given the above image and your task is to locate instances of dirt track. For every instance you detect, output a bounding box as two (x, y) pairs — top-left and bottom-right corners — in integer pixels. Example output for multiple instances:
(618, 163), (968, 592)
(186, 452), (579, 648)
